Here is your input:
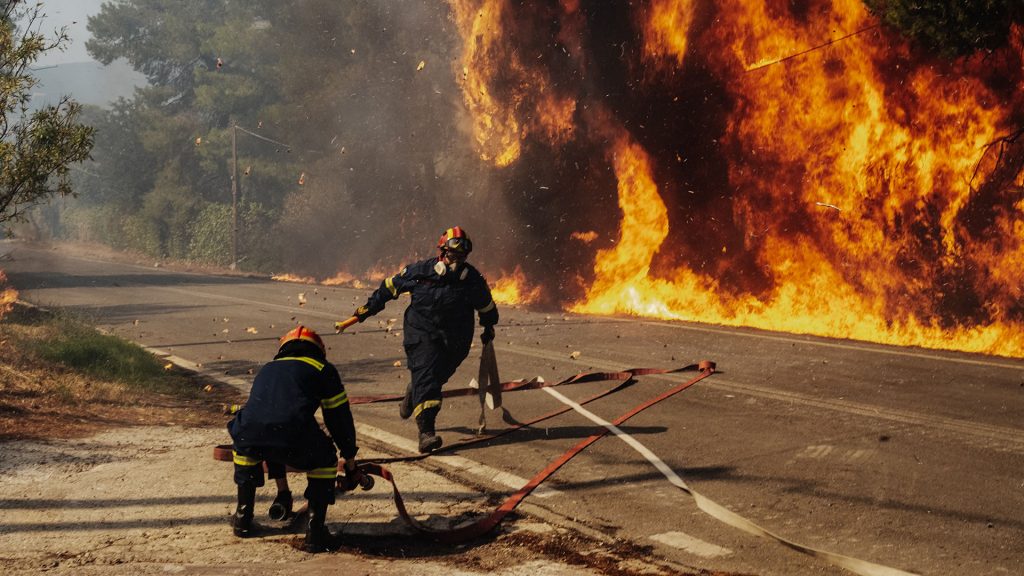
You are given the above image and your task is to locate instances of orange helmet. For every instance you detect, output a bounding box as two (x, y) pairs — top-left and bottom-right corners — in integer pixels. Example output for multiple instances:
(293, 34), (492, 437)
(279, 325), (325, 354)
(437, 226), (473, 255)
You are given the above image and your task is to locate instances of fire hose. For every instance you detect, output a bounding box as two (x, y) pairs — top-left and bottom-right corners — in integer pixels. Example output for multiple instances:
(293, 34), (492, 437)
(214, 361), (715, 540)
(212, 358), (917, 575)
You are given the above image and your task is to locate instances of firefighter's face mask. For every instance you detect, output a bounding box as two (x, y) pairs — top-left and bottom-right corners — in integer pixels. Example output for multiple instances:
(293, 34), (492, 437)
(442, 249), (467, 272)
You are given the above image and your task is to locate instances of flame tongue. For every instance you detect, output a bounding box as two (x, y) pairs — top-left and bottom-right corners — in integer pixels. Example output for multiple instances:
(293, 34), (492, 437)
(581, 134), (668, 310)
(0, 271), (16, 320)
(491, 265), (542, 306)
(449, 1), (1024, 358)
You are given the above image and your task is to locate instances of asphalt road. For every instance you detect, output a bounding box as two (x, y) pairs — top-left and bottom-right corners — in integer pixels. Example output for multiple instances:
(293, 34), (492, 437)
(3, 240), (1022, 576)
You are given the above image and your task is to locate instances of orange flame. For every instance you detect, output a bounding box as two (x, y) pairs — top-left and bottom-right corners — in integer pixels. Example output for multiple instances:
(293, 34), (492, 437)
(570, 1), (1024, 356)
(271, 273), (317, 284)
(448, 0), (579, 164)
(321, 271), (359, 286)
(450, 2), (1024, 358)
(364, 264), (393, 284)
(641, 0), (696, 67)
(571, 230), (599, 243)
(448, 0), (521, 166)
(491, 266), (543, 306)
(0, 271), (17, 319)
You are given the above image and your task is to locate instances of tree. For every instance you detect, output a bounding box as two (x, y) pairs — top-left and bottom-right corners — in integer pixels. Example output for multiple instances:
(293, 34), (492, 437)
(863, 0), (1024, 58)
(0, 1), (94, 224)
(80, 0), (479, 272)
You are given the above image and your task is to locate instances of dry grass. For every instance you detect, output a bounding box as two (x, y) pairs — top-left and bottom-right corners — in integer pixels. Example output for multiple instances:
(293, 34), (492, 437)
(0, 304), (243, 441)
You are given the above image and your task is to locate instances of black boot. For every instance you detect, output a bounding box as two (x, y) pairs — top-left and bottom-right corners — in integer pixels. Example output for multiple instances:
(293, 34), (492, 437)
(398, 381), (414, 420)
(304, 500), (338, 553)
(268, 489), (292, 521)
(231, 485), (257, 538)
(416, 407), (442, 454)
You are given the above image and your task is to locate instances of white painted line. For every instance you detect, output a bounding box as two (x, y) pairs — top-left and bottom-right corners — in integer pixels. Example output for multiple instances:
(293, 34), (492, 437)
(151, 349), (560, 499)
(650, 531), (732, 558)
(356, 423), (561, 499)
(144, 346), (253, 392)
(541, 386), (919, 576)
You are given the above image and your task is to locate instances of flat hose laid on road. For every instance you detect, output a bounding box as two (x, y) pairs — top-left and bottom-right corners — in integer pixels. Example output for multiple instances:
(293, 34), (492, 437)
(213, 359), (917, 575)
(214, 361), (713, 539)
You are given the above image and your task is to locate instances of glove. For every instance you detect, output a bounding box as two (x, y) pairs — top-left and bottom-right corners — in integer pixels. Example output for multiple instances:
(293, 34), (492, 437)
(353, 305), (371, 322)
(480, 324), (495, 345)
(338, 461), (373, 491)
(338, 460), (359, 491)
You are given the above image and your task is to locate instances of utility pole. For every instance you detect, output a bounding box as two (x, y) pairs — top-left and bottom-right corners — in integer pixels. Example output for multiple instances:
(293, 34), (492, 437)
(230, 124), (239, 270)
(226, 124), (291, 270)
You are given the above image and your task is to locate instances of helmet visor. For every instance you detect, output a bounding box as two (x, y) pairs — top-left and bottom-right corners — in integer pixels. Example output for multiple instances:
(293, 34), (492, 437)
(442, 236), (471, 254)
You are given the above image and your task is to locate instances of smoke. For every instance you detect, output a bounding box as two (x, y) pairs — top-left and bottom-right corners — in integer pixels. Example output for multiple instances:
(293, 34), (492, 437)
(268, 1), (512, 277)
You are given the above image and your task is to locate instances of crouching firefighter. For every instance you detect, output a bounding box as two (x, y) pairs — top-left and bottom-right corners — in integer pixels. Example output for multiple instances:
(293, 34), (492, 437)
(227, 326), (361, 552)
(350, 226), (498, 453)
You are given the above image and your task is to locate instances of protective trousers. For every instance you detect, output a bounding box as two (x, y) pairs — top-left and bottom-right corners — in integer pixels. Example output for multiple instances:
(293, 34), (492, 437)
(232, 428), (338, 508)
(403, 334), (470, 419)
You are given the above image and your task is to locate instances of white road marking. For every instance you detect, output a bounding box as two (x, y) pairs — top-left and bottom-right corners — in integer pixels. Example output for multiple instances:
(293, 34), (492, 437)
(650, 531), (732, 558)
(540, 386), (920, 576)
(147, 347), (563, 500)
(144, 347), (253, 390)
(503, 343), (1024, 452)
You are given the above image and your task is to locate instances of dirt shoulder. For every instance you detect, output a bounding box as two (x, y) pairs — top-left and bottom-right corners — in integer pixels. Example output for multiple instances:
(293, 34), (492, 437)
(0, 304), (243, 442)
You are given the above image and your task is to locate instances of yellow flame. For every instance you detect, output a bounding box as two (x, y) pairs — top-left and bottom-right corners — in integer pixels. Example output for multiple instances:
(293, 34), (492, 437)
(642, 0), (696, 66)
(321, 271), (358, 286)
(571, 230), (598, 243)
(0, 271), (17, 319)
(448, 0), (521, 166)
(449, 0), (1024, 358)
(271, 273), (317, 284)
(491, 265), (543, 305)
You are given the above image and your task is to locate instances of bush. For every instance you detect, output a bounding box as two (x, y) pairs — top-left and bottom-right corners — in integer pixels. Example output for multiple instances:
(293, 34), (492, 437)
(187, 202), (233, 266)
(864, 0), (1021, 57)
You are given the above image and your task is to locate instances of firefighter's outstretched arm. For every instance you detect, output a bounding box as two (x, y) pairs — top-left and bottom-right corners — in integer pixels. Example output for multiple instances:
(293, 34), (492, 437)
(351, 269), (409, 323)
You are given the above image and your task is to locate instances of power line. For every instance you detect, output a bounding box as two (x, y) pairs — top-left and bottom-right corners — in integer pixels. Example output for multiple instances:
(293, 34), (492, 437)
(745, 23), (880, 73)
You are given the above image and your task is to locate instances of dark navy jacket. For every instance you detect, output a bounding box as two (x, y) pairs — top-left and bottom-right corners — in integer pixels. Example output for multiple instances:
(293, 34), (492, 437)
(362, 257), (498, 348)
(228, 341), (357, 459)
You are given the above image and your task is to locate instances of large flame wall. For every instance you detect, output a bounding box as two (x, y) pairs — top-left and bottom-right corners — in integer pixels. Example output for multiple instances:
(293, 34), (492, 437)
(446, 0), (1024, 358)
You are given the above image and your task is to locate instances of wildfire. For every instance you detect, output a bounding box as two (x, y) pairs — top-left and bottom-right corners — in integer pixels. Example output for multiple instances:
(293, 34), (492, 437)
(0, 271), (17, 320)
(447, 0), (582, 164)
(571, 230), (599, 243)
(448, 1), (1024, 358)
(271, 273), (317, 284)
(321, 271), (358, 286)
(490, 266), (543, 306)
(364, 264), (393, 284)
(448, 0), (521, 166)
(641, 0), (696, 67)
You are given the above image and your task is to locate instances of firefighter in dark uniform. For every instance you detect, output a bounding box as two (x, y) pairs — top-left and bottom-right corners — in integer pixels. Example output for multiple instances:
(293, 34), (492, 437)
(351, 226), (498, 453)
(228, 326), (361, 552)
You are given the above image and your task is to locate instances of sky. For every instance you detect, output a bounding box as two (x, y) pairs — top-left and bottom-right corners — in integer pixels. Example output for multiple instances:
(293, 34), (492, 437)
(31, 0), (105, 66)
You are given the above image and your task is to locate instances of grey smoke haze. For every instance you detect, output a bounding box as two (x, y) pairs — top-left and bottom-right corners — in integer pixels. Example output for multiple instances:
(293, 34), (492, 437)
(31, 0), (101, 66)
(204, 2), (515, 280)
